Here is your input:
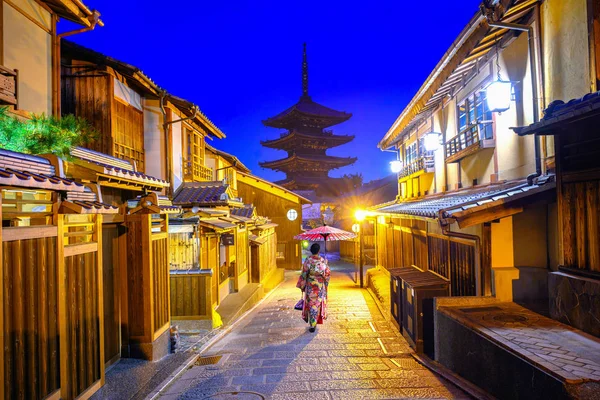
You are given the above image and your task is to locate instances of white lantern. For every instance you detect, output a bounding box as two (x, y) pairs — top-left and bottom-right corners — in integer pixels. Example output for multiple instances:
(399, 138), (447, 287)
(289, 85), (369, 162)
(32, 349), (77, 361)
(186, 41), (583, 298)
(485, 80), (512, 113)
(390, 160), (403, 173)
(423, 132), (441, 152)
(352, 223), (360, 233)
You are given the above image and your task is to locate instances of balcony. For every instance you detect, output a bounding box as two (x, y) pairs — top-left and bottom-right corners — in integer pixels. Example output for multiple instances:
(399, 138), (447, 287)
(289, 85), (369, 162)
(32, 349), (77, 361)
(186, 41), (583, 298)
(398, 155), (435, 180)
(184, 160), (214, 182)
(0, 66), (18, 108)
(445, 124), (495, 164)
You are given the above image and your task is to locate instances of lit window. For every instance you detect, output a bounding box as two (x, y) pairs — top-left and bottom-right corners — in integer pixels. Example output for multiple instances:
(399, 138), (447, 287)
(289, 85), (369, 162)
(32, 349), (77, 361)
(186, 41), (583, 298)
(287, 209), (298, 221)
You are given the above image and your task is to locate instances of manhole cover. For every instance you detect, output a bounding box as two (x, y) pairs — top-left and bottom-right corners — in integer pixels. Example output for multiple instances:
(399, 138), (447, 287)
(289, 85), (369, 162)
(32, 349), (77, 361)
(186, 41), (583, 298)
(194, 355), (222, 366)
(493, 314), (528, 323)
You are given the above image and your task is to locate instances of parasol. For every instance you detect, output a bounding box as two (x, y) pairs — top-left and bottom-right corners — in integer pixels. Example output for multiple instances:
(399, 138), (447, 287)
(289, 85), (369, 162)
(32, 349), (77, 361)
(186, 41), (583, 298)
(294, 225), (357, 241)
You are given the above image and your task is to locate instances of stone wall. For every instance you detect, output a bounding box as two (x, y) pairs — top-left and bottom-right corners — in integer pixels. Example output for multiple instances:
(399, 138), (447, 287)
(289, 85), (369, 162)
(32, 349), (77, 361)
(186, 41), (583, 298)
(549, 271), (600, 338)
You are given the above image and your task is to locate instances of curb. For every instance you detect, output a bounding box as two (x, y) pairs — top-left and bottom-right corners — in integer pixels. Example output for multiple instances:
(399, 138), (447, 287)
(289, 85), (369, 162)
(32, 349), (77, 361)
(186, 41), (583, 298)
(144, 277), (286, 399)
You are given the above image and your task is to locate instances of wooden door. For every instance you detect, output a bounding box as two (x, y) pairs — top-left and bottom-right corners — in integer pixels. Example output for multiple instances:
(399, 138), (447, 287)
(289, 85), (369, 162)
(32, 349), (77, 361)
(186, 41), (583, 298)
(250, 245), (260, 283)
(102, 224), (121, 367)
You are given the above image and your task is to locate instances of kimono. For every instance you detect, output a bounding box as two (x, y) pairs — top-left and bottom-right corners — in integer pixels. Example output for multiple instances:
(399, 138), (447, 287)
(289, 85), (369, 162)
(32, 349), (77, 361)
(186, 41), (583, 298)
(296, 255), (331, 327)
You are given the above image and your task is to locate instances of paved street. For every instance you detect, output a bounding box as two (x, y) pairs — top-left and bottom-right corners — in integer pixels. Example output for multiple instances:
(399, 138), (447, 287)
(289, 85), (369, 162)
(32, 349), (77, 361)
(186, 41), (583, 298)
(159, 262), (470, 399)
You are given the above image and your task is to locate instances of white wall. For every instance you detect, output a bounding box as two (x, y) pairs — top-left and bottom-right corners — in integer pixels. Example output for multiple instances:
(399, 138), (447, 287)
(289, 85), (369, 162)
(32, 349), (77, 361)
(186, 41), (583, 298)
(143, 99), (166, 180)
(3, 0), (53, 114)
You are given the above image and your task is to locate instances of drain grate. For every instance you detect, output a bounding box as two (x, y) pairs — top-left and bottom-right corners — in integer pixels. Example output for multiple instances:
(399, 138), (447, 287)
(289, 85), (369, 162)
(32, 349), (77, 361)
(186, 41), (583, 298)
(390, 357), (421, 369)
(194, 355), (222, 366)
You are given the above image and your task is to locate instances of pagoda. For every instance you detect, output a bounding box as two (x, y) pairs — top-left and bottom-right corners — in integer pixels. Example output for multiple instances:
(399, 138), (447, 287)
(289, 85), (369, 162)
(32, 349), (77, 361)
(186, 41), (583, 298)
(260, 44), (357, 196)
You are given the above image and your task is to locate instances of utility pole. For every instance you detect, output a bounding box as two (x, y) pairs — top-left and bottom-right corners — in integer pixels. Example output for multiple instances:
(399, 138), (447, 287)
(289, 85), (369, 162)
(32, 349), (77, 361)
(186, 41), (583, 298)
(359, 221), (364, 288)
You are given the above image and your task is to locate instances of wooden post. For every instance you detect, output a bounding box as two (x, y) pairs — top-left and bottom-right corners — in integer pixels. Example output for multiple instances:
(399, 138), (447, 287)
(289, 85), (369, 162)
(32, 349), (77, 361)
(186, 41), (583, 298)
(94, 215), (105, 385)
(56, 216), (69, 399)
(0, 193), (4, 400)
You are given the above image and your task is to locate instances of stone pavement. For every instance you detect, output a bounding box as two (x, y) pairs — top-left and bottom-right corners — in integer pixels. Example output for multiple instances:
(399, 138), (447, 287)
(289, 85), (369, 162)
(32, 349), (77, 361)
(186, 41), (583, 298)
(158, 261), (471, 399)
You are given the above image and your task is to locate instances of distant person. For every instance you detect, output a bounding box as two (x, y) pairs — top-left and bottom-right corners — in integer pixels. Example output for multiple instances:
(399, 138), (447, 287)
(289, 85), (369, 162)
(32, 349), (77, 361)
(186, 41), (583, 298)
(296, 243), (331, 332)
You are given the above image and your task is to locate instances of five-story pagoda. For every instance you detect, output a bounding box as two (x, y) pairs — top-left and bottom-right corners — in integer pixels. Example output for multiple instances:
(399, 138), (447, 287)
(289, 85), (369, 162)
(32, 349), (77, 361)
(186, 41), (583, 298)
(260, 44), (357, 196)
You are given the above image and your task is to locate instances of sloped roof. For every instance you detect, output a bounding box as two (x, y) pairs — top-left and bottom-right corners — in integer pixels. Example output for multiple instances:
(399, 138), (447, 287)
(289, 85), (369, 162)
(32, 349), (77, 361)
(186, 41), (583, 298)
(0, 148), (84, 192)
(263, 96), (352, 129)
(231, 205), (256, 219)
(514, 91), (600, 136)
(205, 143), (251, 173)
(173, 181), (240, 206)
(375, 176), (555, 226)
(41, 0), (104, 27)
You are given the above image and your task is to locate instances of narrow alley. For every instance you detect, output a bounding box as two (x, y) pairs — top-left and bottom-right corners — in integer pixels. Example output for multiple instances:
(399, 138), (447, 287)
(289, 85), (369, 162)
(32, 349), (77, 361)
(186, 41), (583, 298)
(158, 262), (471, 399)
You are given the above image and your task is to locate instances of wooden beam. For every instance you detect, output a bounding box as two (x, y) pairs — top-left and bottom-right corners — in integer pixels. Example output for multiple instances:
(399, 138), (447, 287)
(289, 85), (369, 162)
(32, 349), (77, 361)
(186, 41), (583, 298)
(2, 226), (58, 241)
(63, 242), (98, 257)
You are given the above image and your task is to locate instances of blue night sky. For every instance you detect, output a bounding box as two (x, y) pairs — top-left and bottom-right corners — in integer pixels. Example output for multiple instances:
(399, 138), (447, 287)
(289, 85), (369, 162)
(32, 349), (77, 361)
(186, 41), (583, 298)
(63, 1), (481, 184)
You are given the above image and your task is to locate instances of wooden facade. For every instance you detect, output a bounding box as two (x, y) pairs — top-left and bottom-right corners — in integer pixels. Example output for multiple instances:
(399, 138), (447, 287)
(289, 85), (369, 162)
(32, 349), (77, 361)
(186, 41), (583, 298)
(0, 174), (110, 399)
(237, 172), (310, 270)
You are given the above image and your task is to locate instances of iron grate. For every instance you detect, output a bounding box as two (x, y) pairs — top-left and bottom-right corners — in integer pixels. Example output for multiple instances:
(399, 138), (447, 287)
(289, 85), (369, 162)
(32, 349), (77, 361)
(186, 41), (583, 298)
(194, 355), (222, 366)
(391, 357), (421, 369)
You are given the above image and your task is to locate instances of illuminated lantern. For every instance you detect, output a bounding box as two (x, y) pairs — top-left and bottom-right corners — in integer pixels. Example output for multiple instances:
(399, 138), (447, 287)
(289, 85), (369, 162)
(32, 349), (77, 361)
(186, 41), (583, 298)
(485, 80), (512, 113)
(423, 132), (441, 152)
(390, 160), (403, 173)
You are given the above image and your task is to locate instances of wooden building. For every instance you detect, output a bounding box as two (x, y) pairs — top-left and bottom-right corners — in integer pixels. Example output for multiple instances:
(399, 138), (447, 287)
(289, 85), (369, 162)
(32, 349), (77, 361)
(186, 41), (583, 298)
(373, 0), (558, 304)
(237, 172), (311, 270)
(260, 44), (356, 198)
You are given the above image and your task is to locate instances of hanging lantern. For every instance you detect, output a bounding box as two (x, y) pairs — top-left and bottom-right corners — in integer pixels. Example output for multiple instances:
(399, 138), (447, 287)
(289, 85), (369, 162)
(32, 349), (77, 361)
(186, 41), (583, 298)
(390, 160), (403, 173)
(486, 80), (512, 113)
(423, 132), (441, 152)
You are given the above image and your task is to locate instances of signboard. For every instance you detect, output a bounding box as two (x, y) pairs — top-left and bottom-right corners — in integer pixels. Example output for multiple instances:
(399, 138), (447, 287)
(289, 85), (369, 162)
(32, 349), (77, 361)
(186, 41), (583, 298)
(221, 233), (235, 246)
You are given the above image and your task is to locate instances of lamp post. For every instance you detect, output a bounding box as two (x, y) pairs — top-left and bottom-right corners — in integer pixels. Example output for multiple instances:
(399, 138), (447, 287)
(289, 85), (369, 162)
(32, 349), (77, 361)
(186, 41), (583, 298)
(355, 209), (367, 288)
(322, 206), (334, 253)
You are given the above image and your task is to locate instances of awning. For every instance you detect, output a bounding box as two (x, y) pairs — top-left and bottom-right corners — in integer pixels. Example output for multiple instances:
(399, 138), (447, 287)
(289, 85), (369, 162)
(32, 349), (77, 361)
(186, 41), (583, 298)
(249, 234), (268, 245)
(200, 218), (236, 231)
(375, 176), (556, 228)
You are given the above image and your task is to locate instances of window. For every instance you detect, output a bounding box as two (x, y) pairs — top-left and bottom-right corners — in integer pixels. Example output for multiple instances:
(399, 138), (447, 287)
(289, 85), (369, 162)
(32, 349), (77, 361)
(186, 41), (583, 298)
(287, 209), (298, 221)
(113, 101), (145, 172)
(405, 142), (418, 165)
(184, 127), (212, 181)
(276, 243), (286, 260)
(457, 91), (493, 140)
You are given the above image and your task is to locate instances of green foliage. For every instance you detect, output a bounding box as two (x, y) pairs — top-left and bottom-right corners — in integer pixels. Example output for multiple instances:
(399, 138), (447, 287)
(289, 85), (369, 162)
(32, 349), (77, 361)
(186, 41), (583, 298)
(0, 107), (98, 158)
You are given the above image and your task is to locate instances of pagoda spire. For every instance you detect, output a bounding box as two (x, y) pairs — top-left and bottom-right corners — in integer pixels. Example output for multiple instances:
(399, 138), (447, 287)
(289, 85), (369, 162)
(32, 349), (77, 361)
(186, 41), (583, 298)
(302, 43), (309, 98)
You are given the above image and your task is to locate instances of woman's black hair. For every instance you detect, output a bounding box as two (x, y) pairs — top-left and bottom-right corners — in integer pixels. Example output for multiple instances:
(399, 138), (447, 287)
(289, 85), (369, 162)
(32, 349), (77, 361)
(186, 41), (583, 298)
(310, 243), (320, 255)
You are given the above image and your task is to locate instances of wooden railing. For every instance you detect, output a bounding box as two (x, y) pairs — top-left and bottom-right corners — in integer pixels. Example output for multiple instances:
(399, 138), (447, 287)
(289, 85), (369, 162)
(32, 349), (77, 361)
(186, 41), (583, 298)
(184, 159), (213, 182)
(398, 155), (435, 179)
(445, 124), (494, 163)
(0, 65), (18, 107)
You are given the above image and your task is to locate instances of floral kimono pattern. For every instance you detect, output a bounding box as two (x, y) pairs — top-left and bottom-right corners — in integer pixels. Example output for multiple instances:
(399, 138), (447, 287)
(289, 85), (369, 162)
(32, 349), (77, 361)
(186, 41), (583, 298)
(296, 255), (331, 327)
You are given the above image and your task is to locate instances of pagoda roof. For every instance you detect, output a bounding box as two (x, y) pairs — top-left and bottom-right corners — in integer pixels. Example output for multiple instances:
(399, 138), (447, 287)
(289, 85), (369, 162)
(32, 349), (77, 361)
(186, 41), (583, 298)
(262, 96), (352, 129)
(261, 130), (354, 150)
(260, 154), (357, 172)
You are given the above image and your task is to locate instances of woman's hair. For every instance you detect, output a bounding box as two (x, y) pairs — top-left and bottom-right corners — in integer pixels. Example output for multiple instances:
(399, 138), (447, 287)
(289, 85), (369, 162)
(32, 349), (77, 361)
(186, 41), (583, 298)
(310, 243), (320, 255)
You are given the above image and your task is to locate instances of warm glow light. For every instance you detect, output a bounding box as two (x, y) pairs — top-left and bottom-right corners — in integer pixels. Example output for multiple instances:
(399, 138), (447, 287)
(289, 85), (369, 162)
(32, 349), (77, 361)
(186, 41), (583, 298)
(352, 223), (360, 233)
(390, 160), (403, 173)
(355, 209), (367, 222)
(423, 132), (441, 152)
(486, 80), (512, 112)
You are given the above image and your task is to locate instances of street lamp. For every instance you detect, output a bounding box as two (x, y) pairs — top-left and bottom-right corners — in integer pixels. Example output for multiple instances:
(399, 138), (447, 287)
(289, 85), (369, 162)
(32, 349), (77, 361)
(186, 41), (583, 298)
(355, 209), (366, 288)
(390, 160), (403, 173)
(423, 132), (442, 152)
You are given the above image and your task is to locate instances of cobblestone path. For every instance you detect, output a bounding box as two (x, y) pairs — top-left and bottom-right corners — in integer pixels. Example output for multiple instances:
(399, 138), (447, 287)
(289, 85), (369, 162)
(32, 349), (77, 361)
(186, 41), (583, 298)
(159, 262), (470, 399)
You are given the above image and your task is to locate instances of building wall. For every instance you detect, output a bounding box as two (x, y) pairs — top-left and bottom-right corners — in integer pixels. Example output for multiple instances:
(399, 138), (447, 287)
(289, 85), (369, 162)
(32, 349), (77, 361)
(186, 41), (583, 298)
(237, 180), (302, 270)
(143, 100), (166, 181)
(3, 0), (53, 114)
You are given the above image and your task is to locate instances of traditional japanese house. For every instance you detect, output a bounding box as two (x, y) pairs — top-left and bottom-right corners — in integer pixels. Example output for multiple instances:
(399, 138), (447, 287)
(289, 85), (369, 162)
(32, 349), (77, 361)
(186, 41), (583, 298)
(0, 148), (121, 399)
(237, 171), (311, 270)
(370, 0), (600, 397)
(260, 44), (357, 198)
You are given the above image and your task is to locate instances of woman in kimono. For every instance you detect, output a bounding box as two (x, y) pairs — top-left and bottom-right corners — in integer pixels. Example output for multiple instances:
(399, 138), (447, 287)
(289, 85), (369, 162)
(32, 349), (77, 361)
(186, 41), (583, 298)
(297, 243), (331, 332)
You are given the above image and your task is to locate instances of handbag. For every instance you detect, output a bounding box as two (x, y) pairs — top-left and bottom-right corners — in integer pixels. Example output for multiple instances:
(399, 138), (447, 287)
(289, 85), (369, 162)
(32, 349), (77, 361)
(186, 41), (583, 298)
(294, 299), (304, 310)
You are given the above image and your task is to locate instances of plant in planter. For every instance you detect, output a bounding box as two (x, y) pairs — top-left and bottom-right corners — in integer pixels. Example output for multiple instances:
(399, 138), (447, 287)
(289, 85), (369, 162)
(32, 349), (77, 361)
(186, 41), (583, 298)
(0, 107), (98, 158)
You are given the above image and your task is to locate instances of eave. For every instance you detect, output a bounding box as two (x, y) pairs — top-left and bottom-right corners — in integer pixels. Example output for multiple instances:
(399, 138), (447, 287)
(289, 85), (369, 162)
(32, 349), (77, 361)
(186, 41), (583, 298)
(261, 131), (355, 150)
(237, 171), (312, 205)
(41, 0), (104, 27)
(259, 154), (357, 171)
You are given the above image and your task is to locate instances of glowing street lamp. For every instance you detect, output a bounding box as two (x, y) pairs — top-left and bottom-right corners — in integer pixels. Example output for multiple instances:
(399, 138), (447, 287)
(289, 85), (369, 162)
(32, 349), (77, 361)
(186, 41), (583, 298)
(485, 80), (513, 113)
(354, 209), (367, 288)
(355, 209), (367, 222)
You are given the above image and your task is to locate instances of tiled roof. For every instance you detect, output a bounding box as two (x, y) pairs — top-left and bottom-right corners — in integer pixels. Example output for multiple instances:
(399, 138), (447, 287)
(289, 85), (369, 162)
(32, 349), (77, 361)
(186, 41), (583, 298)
(65, 187), (119, 214)
(127, 194), (182, 214)
(263, 95), (352, 128)
(173, 181), (236, 206)
(0, 148), (84, 192)
(514, 91), (600, 136)
(231, 205), (255, 219)
(72, 147), (169, 188)
(376, 177), (555, 220)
